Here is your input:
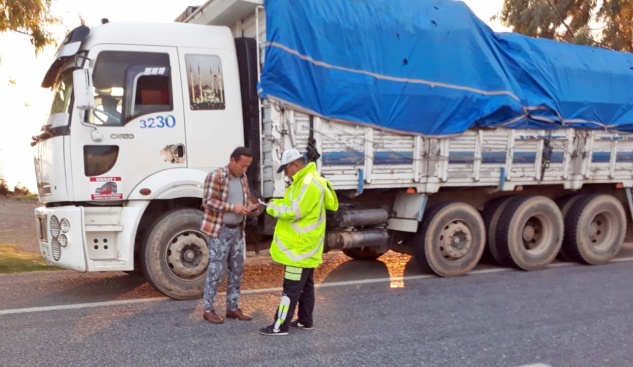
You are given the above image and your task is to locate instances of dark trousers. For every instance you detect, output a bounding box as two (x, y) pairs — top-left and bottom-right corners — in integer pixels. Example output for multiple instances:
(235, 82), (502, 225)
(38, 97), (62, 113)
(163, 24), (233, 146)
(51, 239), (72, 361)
(272, 266), (315, 332)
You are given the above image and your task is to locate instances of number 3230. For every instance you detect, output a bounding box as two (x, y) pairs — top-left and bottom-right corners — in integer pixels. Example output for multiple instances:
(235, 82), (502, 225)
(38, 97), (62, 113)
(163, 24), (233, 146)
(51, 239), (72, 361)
(139, 115), (176, 128)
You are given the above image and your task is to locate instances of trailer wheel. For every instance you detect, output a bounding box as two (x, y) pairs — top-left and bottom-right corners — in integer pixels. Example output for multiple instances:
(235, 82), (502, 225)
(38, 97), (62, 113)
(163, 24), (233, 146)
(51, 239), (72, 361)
(495, 196), (563, 270)
(143, 208), (208, 299)
(342, 247), (386, 260)
(555, 194), (586, 261)
(563, 194), (626, 265)
(481, 196), (514, 265)
(414, 202), (485, 277)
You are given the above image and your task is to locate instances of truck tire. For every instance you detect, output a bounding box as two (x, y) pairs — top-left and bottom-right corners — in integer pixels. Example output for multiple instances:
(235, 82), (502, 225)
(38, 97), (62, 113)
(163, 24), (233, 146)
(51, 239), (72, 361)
(481, 196), (514, 265)
(142, 208), (208, 299)
(414, 202), (485, 277)
(495, 196), (563, 270)
(562, 194), (626, 265)
(342, 247), (386, 260)
(555, 194), (586, 261)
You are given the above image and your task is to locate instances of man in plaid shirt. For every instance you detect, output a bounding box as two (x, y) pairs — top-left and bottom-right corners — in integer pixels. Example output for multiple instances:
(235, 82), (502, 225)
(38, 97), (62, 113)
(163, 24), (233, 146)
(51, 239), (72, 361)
(200, 146), (262, 324)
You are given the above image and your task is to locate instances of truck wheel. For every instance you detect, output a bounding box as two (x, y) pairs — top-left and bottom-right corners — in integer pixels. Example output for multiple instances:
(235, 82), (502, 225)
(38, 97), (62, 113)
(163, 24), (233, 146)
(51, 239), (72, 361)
(555, 194), (586, 261)
(414, 202), (485, 277)
(143, 208), (208, 299)
(481, 196), (514, 266)
(495, 196), (563, 270)
(342, 247), (386, 260)
(562, 194), (626, 265)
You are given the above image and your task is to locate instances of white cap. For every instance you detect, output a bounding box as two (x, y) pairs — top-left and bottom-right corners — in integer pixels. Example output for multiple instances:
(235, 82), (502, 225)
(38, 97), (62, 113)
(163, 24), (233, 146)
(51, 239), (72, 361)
(277, 149), (304, 173)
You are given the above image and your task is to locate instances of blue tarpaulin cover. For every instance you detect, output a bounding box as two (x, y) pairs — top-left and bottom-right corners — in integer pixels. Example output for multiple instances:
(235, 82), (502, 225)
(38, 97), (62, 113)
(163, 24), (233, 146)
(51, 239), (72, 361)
(259, 0), (633, 136)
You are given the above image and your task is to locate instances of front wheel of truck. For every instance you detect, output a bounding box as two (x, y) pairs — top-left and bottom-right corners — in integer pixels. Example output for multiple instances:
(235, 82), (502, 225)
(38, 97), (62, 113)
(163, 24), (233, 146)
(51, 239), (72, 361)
(142, 208), (208, 299)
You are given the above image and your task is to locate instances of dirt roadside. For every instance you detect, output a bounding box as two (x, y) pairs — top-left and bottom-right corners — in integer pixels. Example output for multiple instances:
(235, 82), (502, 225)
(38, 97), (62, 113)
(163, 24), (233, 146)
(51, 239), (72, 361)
(0, 197), (40, 254)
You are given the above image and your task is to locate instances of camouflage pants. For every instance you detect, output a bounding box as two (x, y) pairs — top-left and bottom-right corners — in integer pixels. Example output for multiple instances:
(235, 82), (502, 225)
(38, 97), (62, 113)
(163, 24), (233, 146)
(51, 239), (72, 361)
(203, 227), (245, 312)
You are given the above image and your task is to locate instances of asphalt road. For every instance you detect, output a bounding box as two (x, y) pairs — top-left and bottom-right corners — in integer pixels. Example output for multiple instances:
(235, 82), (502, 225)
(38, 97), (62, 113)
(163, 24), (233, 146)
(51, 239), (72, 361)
(2, 250), (633, 367)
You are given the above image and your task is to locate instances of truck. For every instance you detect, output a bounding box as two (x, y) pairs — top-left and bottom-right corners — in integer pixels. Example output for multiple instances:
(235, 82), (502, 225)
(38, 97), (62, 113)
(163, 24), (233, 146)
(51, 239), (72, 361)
(32, 0), (633, 299)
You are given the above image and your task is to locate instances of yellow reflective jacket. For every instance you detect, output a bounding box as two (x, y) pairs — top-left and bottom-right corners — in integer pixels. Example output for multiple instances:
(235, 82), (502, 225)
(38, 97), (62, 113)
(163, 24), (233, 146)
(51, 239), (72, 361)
(266, 162), (339, 268)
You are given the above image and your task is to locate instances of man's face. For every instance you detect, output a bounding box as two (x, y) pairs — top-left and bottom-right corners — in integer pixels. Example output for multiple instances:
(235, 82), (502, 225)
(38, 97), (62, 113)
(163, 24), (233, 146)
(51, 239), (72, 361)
(229, 155), (253, 177)
(284, 160), (300, 181)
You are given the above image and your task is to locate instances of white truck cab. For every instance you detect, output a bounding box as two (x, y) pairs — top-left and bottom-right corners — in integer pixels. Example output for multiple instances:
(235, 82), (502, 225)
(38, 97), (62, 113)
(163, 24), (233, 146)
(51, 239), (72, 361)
(33, 22), (249, 298)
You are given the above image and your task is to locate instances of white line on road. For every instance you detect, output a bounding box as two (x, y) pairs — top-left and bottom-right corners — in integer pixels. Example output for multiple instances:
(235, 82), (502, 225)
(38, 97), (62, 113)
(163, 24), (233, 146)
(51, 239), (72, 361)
(514, 364), (553, 367)
(0, 297), (169, 315)
(3, 256), (633, 316)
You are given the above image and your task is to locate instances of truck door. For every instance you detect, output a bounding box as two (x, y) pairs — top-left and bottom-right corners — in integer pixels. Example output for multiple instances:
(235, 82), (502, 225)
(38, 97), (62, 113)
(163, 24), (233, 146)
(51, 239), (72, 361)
(69, 46), (186, 201)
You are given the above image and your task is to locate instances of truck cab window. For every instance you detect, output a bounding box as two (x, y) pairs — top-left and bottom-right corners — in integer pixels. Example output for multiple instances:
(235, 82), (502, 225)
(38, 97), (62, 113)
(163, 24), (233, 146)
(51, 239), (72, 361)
(89, 51), (172, 126)
(131, 73), (171, 118)
(50, 72), (74, 115)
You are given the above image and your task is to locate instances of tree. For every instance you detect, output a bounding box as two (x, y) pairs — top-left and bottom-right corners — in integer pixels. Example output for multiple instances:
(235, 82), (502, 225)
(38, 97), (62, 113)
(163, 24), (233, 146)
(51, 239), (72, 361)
(497, 0), (633, 52)
(0, 0), (58, 54)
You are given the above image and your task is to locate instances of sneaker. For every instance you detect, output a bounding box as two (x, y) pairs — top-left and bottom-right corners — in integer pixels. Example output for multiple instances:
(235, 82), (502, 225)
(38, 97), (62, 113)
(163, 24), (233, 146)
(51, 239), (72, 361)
(258, 325), (289, 336)
(290, 320), (314, 330)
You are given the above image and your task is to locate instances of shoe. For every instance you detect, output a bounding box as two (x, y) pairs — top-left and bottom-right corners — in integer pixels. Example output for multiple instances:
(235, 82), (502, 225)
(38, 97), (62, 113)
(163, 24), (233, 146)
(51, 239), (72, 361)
(290, 320), (314, 330)
(258, 325), (289, 336)
(202, 310), (224, 324)
(226, 308), (253, 321)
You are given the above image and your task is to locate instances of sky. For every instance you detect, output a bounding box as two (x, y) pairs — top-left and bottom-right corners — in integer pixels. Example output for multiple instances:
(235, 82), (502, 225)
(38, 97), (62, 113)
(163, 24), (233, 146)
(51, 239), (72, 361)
(0, 0), (507, 192)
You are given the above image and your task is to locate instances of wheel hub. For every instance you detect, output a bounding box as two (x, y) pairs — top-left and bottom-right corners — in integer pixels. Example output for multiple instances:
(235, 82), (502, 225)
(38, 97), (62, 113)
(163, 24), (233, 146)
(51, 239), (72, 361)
(522, 225), (536, 241)
(589, 214), (605, 243)
(440, 222), (471, 259)
(522, 218), (543, 251)
(166, 232), (208, 278)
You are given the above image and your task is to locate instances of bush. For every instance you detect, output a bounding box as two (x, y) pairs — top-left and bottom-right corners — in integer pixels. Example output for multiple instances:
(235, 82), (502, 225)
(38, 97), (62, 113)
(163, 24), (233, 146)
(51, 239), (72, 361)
(0, 174), (34, 197)
(0, 176), (9, 196)
(13, 184), (31, 196)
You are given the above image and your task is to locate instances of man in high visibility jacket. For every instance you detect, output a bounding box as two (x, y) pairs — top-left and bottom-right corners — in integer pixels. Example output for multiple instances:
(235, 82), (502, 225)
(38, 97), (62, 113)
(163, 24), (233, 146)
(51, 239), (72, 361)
(259, 149), (339, 336)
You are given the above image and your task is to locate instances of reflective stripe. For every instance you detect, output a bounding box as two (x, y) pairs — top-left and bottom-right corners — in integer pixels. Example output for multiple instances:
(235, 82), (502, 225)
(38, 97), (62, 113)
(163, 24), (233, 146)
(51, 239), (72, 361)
(274, 236), (324, 262)
(267, 202), (284, 218)
(291, 214), (324, 234)
(274, 295), (290, 332)
(291, 181), (310, 219)
(284, 266), (302, 281)
(291, 178), (325, 234)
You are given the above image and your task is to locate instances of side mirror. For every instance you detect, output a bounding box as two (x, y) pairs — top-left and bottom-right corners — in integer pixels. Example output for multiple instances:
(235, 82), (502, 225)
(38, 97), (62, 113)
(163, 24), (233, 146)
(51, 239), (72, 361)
(73, 69), (95, 110)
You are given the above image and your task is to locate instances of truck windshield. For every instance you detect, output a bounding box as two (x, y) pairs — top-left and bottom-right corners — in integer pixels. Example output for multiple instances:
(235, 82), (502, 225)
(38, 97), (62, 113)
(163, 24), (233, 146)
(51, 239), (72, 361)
(49, 71), (74, 116)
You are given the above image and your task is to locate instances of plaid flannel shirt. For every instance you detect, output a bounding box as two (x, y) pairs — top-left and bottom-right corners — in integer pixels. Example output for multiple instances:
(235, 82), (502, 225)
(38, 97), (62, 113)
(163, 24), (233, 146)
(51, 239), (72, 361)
(200, 166), (252, 238)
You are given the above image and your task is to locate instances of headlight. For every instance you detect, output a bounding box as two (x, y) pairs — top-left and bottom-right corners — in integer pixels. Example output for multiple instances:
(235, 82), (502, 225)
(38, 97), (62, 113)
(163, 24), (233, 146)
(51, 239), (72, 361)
(51, 238), (61, 261)
(58, 234), (68, 247)
(50, 216), (60, 238)
(60, 218), (70, 233)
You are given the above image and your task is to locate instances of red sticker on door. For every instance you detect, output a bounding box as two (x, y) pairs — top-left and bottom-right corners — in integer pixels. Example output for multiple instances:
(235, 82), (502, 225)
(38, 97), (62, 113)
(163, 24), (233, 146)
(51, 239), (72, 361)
(90, 177), (123, 200)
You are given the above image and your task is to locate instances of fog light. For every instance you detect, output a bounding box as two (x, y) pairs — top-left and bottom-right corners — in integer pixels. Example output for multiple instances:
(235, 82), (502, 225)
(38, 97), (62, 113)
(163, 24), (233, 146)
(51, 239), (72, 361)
(60, 218), (70, 233)
(51, 237), (61, 261)
(59, 234), (68, 247)
(50, 215), (60, 238)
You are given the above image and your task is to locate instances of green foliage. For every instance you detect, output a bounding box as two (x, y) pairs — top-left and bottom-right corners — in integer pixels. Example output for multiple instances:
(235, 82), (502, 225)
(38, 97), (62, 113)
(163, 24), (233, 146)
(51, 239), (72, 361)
(0, 175), (9, 196)
(498, 0), (633, 52)
(13, 183), (31, 196)
(0, 244), (60, 273)
(0, 0), (59, 54)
